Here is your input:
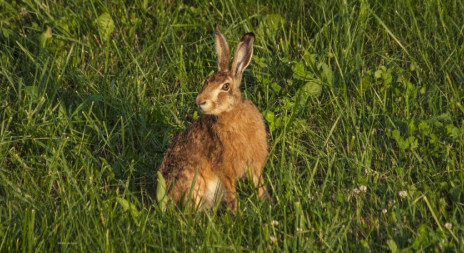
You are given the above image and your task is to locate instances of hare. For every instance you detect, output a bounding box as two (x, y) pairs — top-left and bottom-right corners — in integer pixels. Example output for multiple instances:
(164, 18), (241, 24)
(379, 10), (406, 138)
(158, 25), (269, 212)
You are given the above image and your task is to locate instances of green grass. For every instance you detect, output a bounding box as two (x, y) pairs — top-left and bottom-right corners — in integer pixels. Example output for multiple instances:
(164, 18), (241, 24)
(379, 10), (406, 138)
(1, 0), (463, 251)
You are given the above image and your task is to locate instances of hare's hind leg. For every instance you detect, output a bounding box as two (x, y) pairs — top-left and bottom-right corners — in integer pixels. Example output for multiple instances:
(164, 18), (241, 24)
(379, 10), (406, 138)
(249, 160), (270, 199)
(252, 173), (270, 199)
(180, 170), (223, 210)
(220, 175), (237, 212)
(202, 175), (222, 209)
(172, 171), (209, 210)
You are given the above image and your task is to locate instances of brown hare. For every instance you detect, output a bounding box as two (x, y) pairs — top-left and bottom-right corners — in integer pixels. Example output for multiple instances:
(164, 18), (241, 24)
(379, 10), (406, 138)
(158, 25), (269, 212)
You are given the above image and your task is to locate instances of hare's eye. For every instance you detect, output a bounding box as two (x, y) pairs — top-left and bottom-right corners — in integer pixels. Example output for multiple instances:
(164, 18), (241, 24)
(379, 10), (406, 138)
(221, 83), (230, 91)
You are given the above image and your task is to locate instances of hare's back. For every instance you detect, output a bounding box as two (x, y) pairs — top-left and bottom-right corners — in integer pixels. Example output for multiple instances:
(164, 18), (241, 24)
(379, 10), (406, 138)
(159, 115), (223, 182)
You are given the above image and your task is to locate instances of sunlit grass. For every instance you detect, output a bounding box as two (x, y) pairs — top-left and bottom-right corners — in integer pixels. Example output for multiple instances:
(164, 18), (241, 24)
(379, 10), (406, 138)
(1, 0), (463, 251)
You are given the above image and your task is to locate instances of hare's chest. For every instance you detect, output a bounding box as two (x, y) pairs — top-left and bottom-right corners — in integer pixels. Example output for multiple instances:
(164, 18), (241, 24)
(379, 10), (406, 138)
(218, 126), (263, 173)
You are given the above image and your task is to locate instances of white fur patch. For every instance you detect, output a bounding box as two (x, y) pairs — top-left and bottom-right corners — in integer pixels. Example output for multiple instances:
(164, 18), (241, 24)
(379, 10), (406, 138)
(204, 177), (222, 208)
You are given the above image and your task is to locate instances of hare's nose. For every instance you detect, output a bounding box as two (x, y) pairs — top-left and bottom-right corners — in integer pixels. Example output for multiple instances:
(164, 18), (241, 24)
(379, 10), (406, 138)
(197, 100), (209, 112)
(195, 95), (204, 105)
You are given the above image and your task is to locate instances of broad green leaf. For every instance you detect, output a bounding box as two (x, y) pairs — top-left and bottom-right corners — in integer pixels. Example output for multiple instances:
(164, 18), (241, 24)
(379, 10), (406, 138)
(382, 70), (393, 85)
(374, 69), (383, 79)
(264, 110), (276, 132)
(386, 239), (399, 253)
(24, 86), (40, 100)
(142, 0), (149, 10)
(412, 224), (428, 250)
(193, 110), (199, 120)
(406, 136), (418, 150)
(292, 81), (321, 113)
(300, 81), (322, 98)
(359, 75), (372, 94)
(39, 27), (52, 48)
(96, 13), (115, 42)
(360, 240), (371, 252)
(302, 51), (316, 67)
(317, 62), (333, 86)
(116, 197), (139, 216)
(359, 0), (369, 25)
(293, 61), (313, 80)
(270, 82), (281, 93)
(257, 14), (285, 35)
(392, 130), (402, 142)
(2, 27), (13, 39)
(156, 171), (167, 212)
(418, 120), (429, 131)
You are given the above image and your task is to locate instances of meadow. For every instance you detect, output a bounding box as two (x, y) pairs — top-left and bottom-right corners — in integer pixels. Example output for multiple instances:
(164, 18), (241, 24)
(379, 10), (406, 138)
(1, 0), (463, 251)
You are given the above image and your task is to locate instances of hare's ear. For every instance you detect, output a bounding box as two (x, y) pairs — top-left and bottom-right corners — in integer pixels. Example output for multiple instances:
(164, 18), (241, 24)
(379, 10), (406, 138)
(215, 25), (230, 72)
(231, 32), (254, 79)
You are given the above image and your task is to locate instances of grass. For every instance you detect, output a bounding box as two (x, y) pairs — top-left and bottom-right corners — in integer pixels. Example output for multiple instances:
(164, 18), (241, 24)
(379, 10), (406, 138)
(1, 0), (463, 251)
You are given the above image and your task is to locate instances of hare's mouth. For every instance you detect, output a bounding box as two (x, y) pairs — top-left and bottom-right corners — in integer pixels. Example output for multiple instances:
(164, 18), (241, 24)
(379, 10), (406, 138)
(198, 96), (236, 115)
(197, 100), (216, 114)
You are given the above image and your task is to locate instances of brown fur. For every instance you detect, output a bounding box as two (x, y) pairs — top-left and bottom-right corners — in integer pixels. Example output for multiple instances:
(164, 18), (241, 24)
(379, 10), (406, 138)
(158, 25), (269, 212)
